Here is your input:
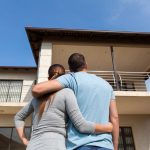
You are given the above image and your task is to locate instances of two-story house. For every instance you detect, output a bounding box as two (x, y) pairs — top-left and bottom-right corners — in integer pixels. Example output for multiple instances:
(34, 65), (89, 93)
(0, 27), (150, 150)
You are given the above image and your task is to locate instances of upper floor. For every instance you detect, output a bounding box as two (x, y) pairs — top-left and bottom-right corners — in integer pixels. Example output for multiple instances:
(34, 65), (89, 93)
(0, 28), (150, 115)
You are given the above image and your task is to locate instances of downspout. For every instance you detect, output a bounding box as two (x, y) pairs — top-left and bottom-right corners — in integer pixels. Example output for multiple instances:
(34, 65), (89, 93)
(110, 46), (120, 90)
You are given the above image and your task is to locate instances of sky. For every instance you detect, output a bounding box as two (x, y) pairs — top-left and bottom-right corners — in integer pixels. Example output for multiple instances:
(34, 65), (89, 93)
(0, 0), (150, 67)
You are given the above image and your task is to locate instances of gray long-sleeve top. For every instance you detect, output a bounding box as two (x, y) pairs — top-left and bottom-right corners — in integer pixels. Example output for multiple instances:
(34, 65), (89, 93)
(14, 88), (95, 137)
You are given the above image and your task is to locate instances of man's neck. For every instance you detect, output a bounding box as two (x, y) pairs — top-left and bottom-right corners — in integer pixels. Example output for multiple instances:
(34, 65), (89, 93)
(80, 68), (87, 72)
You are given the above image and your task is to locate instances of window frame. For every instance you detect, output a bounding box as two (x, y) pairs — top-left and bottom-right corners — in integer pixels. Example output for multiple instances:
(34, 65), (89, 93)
(119, 126), (136, 150)
(0, 80), (23, 102)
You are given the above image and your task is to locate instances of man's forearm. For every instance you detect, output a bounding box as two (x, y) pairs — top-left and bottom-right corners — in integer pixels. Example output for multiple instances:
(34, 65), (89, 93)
(111, 117), (119, 150)
(109, 100), (119, 150)
(32, 80), (63, 98)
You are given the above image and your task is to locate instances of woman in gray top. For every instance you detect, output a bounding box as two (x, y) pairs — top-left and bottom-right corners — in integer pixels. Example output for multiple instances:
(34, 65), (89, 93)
(14, 64), (113, 150)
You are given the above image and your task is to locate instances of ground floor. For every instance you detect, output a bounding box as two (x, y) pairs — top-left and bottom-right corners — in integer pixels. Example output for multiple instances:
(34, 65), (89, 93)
(0, 114), (150, 150)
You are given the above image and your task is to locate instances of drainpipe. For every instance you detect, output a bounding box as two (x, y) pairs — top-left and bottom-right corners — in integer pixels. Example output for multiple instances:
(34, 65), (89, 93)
(110, 46), (120, 90)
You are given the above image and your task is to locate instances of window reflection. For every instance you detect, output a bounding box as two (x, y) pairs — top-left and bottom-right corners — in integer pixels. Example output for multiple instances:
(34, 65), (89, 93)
(0, 127), (31, 150)
(119, 127), (135, 150)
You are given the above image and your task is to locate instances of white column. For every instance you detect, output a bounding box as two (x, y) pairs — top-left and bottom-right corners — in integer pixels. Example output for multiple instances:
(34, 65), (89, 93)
(20, 80), (35, 102)
(37, 42), (52, 83)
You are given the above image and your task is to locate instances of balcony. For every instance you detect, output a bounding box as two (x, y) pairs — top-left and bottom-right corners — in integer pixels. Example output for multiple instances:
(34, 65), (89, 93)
(0, 72), (150, 114)
(89, 71), (150, 114)
(88, 71), (150, 92)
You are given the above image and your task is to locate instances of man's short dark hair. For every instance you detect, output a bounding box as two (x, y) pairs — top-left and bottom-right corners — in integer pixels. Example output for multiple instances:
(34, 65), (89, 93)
(68, 53), (86, 72)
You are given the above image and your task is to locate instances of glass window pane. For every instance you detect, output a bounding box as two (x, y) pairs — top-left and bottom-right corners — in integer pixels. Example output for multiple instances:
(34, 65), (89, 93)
(0, 128), (12, 150)
(25, 127), (31, 140)
(126, 146), (135, 150)
(118, 146), (124, 150)
(0, 127), (31, 150)
(125, 137), (134, 145)
(119, 127), (135, 150)
(124, 127), (131, 135)
(11, 128), (26, 150)
(0, 80), (23, 102)
(0, 81), (10, 102)
(7, 81), (23, 102)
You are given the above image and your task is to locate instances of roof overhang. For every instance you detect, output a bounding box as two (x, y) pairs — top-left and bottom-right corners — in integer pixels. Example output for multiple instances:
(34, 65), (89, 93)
(25, 27), (150, 64)
(0, 66), (37, 70)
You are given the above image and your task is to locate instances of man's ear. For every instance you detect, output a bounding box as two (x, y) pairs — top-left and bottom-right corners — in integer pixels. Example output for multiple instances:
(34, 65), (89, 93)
(85, 62), (88, 69)
(69, 67), (72, 72)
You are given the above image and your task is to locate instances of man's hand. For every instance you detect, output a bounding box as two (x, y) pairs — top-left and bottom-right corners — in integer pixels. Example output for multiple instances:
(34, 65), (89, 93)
(32, 80), (63, 98)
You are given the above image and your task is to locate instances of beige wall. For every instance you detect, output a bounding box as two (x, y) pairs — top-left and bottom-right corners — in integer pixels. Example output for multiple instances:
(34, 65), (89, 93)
(51, 41), (150, 72)
(52, 43), (113, 71)
(1, 114), (150, 150)
(116, 93), (150, 114)
(114, 47), (150, 72)
(0, 114), (31, 127)
(120, 115), (150, 150)
(0, 70), (36, 80)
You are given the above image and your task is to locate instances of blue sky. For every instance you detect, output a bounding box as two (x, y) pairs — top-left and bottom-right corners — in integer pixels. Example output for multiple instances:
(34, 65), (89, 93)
(0, 0), (150, 67)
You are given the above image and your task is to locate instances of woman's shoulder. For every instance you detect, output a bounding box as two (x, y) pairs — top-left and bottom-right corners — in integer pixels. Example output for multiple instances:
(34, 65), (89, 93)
(56, 88), (74, 96)
(57, 88), (73, 93)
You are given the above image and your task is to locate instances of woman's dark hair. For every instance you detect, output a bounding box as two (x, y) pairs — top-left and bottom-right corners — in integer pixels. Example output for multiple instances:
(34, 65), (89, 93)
(68, 53), (86, 72)
(48, 64), (65, 80)
(39, 64), (65, 118)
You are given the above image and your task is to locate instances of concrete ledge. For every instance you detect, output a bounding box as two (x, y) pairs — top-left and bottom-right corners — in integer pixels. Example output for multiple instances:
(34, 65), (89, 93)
(115, 91), (150, 97)
(0, 102), (28, 107)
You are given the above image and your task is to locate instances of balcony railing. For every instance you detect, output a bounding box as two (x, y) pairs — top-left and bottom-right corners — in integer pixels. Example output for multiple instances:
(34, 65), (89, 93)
(88, 71), (150, 91)
(0, 71), (150, 103)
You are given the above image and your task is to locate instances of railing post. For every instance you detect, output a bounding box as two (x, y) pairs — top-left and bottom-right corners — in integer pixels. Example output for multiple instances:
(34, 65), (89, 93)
(110, 46), (120, 90)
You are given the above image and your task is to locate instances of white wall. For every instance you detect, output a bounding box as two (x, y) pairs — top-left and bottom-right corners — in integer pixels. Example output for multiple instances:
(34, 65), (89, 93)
(120, 115), (150, 150)
(37, 42), (52, 83)
(0, 69), (37, 102)
(0, 114), (31, 127)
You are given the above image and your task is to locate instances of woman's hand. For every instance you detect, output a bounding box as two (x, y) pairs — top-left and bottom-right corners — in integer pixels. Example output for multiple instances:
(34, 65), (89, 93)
(106, 122), (113, 132)
(22, 137), (29, 146)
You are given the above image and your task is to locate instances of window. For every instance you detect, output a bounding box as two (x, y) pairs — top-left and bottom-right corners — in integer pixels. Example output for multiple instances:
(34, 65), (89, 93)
(0, 127), (31, 150)
(0, 80), (23, 102)
(119, 127), (135, 150)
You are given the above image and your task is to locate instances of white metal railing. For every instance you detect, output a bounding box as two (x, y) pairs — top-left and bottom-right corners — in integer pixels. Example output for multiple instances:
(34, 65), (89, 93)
(88, 71), (150, 91)
(0, 71), (150, 103)
(118, 71), (150, 91)
(88, 71), (116, 90)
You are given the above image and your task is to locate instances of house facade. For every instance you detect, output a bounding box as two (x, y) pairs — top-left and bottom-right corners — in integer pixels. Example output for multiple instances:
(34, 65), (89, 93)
(0, 27), (150, 150)
(0, 66), (36, 150)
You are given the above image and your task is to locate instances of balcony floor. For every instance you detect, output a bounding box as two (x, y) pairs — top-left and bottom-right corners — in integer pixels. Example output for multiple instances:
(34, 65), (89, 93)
(116, 91), (150, 114)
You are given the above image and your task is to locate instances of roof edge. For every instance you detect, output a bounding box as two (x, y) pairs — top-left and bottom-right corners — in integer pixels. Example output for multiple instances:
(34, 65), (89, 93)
(0, 66), (37, 70)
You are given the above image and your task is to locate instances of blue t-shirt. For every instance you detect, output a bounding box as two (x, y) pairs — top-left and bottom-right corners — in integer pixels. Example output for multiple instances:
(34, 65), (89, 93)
(57, 72), (115, 150)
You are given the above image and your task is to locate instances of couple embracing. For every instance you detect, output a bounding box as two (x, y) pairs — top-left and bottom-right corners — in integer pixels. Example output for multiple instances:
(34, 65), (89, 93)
(15, 53), (119, 150)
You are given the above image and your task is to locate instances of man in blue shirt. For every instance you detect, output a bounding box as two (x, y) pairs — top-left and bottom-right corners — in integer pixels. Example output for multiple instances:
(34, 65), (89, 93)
(32, 53), (119, 150)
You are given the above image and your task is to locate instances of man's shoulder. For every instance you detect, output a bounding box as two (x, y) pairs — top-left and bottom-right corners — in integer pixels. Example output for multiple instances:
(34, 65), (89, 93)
(90, 74), (113, 89)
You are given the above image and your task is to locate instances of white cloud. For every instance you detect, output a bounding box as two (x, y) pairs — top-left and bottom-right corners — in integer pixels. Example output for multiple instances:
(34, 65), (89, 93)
(108, 0), (150, 25)
(121, 0), (150, 15)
